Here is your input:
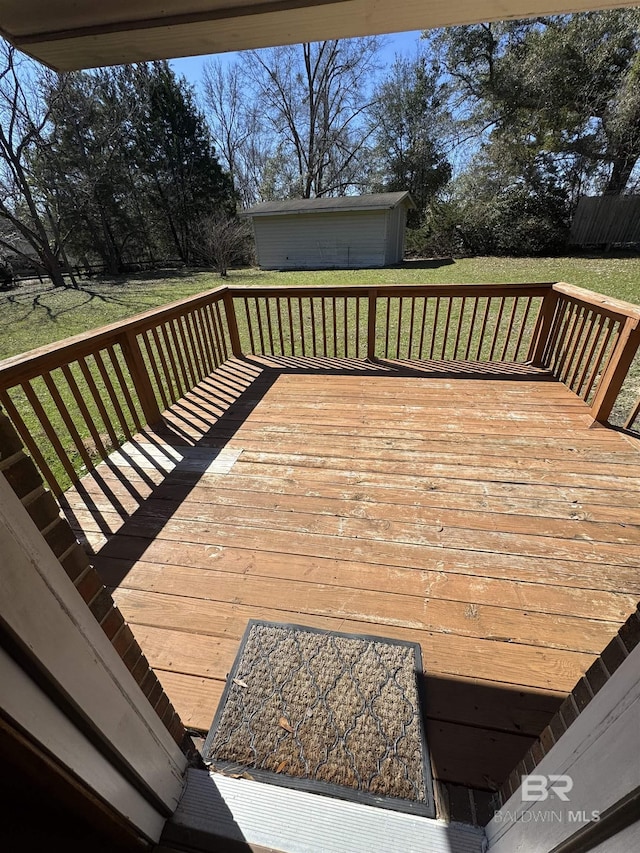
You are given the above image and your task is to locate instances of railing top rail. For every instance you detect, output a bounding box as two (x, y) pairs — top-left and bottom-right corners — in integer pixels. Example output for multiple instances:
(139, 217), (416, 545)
(0, 285), (228, 389)
(552, 281), (640, 322)
(227, 282), (556, 299)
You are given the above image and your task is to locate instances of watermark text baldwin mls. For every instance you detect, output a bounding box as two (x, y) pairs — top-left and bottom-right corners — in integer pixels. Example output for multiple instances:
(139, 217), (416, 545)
(494, 775), (601, 825)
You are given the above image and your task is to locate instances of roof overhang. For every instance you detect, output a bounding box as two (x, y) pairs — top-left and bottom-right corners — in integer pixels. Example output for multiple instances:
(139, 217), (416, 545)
(0, 1), (634, 71)
(243, 192), (416, 217)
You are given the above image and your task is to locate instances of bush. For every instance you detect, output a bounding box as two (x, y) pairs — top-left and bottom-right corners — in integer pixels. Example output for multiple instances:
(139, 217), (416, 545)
(194, 213), (254, 276)
(457, 183), (570, 256)
(405, 199), (466, 258)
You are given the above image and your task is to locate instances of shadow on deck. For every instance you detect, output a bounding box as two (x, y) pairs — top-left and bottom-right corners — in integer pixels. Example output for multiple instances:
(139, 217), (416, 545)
(60, 356), (640, 815)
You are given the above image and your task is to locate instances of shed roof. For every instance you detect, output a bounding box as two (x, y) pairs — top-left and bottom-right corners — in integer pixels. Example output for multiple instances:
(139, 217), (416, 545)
(243, 192), (416, 218)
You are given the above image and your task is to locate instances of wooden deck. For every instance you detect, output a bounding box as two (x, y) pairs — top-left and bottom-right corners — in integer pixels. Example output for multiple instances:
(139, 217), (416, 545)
(61, 356), (640, 797)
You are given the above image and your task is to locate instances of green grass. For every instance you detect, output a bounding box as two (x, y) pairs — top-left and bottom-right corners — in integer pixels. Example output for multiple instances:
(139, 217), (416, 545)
(1, 256), (639, 492)
(2, 256), (640, 360)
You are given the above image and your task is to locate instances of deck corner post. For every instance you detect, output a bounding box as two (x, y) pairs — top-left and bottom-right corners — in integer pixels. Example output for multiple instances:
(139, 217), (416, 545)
(367, 288), (378, 360)
(119, 330), (162, 426)
(222, 290), (243, 357)
(590, 318), (640, 424)
(529, 286), (560, 367)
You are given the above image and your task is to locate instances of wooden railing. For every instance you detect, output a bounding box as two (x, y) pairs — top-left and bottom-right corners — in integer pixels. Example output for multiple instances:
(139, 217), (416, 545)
(227, 283), (550, 363)
(531, 283), (640, 422)
(0, 281), (638, 496)
(227, 283), (640, 425)
(0, 286), (231, 494)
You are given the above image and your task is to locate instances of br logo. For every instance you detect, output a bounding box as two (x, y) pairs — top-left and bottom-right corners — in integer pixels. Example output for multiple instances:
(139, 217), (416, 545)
(521, 774), (574, 802)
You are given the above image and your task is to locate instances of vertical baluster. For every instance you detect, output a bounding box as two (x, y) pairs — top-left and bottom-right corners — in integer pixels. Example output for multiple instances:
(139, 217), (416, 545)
(310, 297), (318, 357)
(418, 297), (428, 359)
(407, 297), (416, 360)
(78, 356), (120, 446)
(265, 298), (276, 355)
(140, 331), (170, 410)
(22, 379), (79, 484)
(320, 298), (328, 357)
(189, 310), (209, 378)
(0, 389), (62, 495)
(513, 297), (534, 362)
(549, 300), (577, 375)
(298, 298), (307, 357)
(183, 312), (204, 382)
(287, 297), (295, 357)
(61, 363), (108, 457)
(94, 350), (133, 440)
(202, 303), (220, 366)
(176, 316), (198, 388)
(274, 298), (284, 355)
(500, 297), (519, 361)
(195, 307), (215, 375)
(488, 298), (506, 361)
(367, 290), (377, 360)
(453, 297), (467, 360)
(475, 298), (491, 361)
(566, 310), (596, 392)
(574, 313), (606, 398)
(396, 297), (404, 359)
(166, 319), (191, 392)
(429, 297), (441, 359)
(221, 292), (240, 358)
(213, 300), (230, 360)
(560, 306), (589, 384)
(542, 298), (569, 369)
(343, 297), (348, 358)
(464, 298), (480, 361)
(331, 297), (337, 357)
(384, 297), (392, 358)
(582, 318), (618, 401)
(253, 297), (266, 354)
(440, 297), (453, 360)
(156, 324), (183, 400)
(107, 345), (143, 431)
(243, 297), (256, 354)
(42, 371), (94, 470)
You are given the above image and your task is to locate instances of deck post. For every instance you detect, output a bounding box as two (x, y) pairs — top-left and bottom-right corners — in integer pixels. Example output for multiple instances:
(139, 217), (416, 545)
(367, 289), (377, 360)
(223, 290), (243, 357)
(589, 317), (640, 423)
(528, 287), (560, 367)
(119, 330), (162, 425)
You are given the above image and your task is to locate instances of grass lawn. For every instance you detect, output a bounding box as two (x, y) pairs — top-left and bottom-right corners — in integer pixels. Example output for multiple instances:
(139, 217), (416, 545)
(2, 255), (640, 360)
(0, 255), (638, 492)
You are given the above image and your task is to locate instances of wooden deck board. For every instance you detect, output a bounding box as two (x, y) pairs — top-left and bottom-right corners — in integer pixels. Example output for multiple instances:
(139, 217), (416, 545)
(64, 357), (640, 793)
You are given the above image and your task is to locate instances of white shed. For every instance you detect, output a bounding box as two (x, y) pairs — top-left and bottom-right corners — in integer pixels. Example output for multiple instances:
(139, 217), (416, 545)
(243, 192), (416, 270)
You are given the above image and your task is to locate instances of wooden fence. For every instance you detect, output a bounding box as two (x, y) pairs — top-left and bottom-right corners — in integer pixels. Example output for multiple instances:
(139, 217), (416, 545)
(0, 281), (638, 496)
(569, 195), (640, 248)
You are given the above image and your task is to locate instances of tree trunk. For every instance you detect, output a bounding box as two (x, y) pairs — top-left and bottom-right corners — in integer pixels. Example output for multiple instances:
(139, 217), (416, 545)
(38, 249), (67, 288)
(604, 153), (638, 195)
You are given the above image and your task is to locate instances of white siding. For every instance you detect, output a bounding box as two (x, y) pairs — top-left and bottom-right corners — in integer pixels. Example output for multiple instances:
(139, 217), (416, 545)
(384, 205), (408, 264)
(253, 210), (388, 269)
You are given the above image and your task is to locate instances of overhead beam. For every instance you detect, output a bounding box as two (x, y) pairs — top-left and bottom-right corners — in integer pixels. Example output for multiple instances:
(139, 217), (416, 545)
(1, 0), (635, 71)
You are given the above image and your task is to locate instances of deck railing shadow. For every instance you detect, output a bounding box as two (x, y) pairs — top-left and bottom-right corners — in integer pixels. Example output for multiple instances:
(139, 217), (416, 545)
(59, 362), (280, 555)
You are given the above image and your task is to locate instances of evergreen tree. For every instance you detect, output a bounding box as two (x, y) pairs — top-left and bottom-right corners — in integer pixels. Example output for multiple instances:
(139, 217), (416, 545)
(369, 53), (451, 226)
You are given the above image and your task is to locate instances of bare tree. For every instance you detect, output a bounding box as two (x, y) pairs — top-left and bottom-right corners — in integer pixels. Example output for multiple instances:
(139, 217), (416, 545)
(0, 42), (70, 286)
(195, 212), (252, 276)
(243, 39), (382, 198)
(202, 59), (271, 207)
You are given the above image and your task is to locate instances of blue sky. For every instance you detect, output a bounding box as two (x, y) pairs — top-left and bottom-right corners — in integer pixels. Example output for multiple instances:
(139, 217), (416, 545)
(170, 30), (425, 93)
